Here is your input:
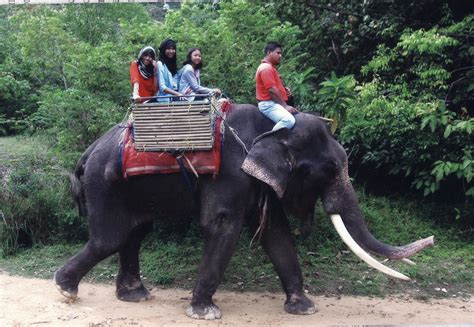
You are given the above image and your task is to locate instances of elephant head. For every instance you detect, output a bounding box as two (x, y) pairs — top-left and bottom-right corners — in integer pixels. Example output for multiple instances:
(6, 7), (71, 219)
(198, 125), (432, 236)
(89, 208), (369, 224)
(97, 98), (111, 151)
(241, 113), (434, 280)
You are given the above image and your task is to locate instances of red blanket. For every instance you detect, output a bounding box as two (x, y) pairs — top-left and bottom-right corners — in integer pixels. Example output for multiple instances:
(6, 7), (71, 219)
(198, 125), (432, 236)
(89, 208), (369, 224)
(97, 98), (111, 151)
(121, 100), (231, 179)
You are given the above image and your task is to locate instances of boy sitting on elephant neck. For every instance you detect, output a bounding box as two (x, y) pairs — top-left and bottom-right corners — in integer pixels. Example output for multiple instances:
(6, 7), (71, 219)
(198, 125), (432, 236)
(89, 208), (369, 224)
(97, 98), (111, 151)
(255, 41), (298, 131)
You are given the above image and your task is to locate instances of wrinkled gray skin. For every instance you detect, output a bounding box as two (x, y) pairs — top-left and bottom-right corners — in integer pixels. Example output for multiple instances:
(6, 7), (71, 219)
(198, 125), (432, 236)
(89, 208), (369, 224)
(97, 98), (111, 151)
(55, 104), (422, 319)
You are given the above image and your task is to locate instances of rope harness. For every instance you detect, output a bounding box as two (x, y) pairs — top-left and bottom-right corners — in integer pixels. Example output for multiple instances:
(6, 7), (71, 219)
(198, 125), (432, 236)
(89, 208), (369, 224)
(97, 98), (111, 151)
(209, 97), (249, 154)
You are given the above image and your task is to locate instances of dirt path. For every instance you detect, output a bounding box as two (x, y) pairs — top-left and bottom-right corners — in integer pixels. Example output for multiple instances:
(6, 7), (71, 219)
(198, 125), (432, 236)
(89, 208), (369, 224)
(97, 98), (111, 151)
(0, 274), (472, 326)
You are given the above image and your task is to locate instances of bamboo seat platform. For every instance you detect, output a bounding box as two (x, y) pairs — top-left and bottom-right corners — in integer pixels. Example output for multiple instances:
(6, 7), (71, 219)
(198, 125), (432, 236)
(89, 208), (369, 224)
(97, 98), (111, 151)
(132, 100), (215, 152)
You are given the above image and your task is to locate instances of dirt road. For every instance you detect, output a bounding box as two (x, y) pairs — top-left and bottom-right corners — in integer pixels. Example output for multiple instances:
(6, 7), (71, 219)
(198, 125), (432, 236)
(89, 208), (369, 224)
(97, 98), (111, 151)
(0, 273), (472, 326)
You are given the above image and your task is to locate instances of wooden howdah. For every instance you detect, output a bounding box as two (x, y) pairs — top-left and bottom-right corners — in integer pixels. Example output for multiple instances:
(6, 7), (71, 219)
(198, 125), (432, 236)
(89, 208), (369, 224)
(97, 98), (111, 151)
(131, 99), (215, 152)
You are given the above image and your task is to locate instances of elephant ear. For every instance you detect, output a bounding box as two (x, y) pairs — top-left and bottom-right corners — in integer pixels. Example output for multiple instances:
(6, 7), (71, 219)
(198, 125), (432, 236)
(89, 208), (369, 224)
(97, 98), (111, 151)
(241, 129), (293, 198)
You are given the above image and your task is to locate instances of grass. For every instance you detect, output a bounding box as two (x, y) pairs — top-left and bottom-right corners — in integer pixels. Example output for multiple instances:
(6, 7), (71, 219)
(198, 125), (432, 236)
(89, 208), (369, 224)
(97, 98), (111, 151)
(0, 135), (52, 166)
(0, 135), (472, 300)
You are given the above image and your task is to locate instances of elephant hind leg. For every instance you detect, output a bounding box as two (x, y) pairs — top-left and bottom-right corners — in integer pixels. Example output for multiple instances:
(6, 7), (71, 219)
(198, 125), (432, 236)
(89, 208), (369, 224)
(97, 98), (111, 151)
(54, 239), (121, 299)
(54, 270), (77, 300)
(116, 222), (153, 302)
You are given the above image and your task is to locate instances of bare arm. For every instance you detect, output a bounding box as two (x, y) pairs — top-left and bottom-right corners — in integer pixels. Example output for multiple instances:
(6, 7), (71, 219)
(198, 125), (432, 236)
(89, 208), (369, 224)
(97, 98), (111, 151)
(268, 86), (297, 113)
(132, 82), (140, 103)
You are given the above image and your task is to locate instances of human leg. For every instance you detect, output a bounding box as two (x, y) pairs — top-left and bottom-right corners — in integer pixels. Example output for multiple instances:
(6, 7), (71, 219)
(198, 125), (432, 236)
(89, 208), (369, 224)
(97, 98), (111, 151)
(258, 100), (296, 131)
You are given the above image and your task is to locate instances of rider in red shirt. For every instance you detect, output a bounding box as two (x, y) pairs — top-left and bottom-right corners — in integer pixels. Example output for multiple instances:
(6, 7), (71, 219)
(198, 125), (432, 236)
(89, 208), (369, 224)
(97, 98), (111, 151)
(130, 46), (158, 103)
(255, 42), (297, 131)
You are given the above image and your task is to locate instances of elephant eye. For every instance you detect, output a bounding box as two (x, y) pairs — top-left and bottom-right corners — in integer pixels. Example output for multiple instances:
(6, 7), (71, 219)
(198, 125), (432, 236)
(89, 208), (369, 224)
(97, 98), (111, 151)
(297, 163), (312, 177)
(286, 143), (305, 152)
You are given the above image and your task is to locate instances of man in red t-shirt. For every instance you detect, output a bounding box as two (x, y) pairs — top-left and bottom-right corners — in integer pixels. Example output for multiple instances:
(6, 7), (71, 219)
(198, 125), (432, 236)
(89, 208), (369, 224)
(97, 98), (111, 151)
(130, 46), (158, 103)
(255, 42), (297, 131)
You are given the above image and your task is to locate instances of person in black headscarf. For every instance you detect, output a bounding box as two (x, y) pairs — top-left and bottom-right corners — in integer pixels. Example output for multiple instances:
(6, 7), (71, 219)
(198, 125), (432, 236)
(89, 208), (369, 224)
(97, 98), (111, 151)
(157, 38), (183, 102)
(130, 46), (158, 103)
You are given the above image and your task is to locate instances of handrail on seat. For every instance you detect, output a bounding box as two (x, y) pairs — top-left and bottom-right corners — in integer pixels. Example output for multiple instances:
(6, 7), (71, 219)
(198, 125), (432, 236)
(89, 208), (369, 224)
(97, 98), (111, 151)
(131, 94), (216, 152)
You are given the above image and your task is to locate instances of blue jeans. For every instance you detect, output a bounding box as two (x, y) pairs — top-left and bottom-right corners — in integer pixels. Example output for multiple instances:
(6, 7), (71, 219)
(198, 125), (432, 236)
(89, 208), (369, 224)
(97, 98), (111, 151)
(258, 100), (296, 131)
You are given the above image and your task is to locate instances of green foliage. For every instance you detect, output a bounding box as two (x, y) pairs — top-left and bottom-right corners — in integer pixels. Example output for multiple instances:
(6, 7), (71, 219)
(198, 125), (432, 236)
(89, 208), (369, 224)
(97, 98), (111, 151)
(0, 137), (86, 256)
(28, 88), (124, 166)
(160, 0), (307, 103)
(418, 104), (473, 197)
(67, 42), (131, 105)
(286, 67), (318, 109)
(0, 7), (35, 135)
(342, 83), (430, 172)
(361, 26), (461, 97)
(339, 13), (473, 202)
(316, 72), (356, 133)
(11, 7), (74, 89)
(399, 28), (459, 56)
(341, 80), (473, 200)
(249, 1), (472, 204)
(62, 4), (150, 45)
(1, 1), (307, 132)
(254, 0), (460, 80)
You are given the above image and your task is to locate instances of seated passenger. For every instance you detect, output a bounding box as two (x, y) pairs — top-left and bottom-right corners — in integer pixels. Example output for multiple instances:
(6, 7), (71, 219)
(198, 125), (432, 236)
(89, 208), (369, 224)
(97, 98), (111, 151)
(130, 46), (158, 103)
(255, 41), (297, 131)
(156, 38), (182, 102)
(177, 47), (221, 101)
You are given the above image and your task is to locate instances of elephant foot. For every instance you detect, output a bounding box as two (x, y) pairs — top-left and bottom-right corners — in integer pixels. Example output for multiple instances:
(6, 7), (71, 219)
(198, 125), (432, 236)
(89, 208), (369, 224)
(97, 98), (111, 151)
(284, 293), (318, 315)
(54, 270), (78, 300)
(116, 276), (152, 302)
(116, 285), (152, 302)
(186, 302), (222, 320)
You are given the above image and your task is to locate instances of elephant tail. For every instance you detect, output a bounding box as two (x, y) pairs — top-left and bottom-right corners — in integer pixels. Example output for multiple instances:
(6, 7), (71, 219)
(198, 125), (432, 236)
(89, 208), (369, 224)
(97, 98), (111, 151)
(70, 141), (96, 218)
(70, 160), (87, 218)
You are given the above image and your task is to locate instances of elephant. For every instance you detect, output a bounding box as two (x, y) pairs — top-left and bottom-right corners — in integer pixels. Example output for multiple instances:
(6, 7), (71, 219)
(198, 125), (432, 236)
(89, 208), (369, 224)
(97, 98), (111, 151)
(54, 103), (434, 320)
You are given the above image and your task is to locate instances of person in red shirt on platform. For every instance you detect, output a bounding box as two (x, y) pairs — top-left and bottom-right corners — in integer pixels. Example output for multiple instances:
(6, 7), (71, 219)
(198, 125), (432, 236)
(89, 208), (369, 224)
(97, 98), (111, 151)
(255, 42), (297, 131)
(130, 46), (158, 103)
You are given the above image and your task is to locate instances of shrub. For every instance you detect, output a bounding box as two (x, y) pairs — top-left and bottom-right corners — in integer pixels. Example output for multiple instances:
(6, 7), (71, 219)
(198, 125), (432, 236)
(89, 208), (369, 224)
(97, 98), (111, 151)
(316, 72), (356, 133)
(0, 139), (86, 256)
(340, 17), (473, 204)
(341, 81), (473, 202)
(27, 87), (125, 167)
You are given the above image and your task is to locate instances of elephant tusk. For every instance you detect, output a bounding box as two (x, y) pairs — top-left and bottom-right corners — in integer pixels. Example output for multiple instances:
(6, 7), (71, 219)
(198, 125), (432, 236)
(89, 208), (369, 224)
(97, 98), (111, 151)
(382, 258), (416, 266)
(401, 258), (416, 266)
(330, 214), (410, 281)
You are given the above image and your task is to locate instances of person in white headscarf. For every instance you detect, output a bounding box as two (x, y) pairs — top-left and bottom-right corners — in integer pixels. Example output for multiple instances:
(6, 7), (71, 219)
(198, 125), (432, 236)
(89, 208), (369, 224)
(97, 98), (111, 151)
(130, 46), (158, 103)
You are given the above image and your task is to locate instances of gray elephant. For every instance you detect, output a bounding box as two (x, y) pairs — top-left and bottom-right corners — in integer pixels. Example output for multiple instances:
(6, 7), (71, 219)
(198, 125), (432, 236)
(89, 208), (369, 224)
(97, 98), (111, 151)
(54, 104), (434, 319)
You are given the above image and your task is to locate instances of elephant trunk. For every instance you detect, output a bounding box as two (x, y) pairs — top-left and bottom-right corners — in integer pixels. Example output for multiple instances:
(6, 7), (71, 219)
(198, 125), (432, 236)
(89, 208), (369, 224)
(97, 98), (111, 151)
(322, 162), (434, 279)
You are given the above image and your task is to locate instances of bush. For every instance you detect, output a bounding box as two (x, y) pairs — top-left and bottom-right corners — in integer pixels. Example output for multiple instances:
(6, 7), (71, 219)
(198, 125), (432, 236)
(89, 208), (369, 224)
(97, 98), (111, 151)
(316, 72), (356, 133)
(339, 17), (473, 204)
(340, 80), (473, 203)
(0, 138), (86, 256)
(28, 87), (125, 167)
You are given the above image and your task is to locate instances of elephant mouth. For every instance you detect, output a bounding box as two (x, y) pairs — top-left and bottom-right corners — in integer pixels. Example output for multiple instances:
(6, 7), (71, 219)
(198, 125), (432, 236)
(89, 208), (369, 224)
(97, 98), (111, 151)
(330, 214), (435, 280)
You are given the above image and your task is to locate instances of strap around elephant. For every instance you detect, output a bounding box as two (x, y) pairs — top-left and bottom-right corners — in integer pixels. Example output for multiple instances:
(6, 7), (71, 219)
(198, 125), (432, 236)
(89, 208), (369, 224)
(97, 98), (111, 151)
(176, 155), (196, 193)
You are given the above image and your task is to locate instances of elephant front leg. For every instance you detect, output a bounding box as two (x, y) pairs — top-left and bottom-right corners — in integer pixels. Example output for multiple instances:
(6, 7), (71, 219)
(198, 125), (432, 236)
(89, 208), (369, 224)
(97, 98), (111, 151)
(187, 209), (244, 320)
(257, 206), (317, 315)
